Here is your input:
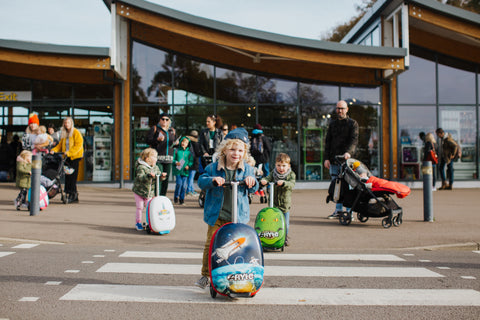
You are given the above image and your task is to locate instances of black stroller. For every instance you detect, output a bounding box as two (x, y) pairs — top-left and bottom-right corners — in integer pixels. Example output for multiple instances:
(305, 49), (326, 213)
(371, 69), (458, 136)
(326, 156), (404, 228)
(41, 153), (67, 204)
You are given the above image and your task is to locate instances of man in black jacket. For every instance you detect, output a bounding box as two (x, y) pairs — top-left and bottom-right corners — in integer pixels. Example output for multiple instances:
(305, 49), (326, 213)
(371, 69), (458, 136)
(324, 100), (359, 219)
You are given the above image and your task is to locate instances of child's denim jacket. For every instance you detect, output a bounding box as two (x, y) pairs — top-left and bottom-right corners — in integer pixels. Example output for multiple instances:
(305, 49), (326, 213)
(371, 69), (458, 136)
(198, 158), (258, 226)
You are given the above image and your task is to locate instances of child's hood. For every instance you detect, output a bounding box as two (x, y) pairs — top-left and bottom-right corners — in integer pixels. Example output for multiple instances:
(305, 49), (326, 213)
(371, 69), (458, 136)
(179, 136), (190, 148)
(16, 155), (29, 163)
(137, 158), (153, 169)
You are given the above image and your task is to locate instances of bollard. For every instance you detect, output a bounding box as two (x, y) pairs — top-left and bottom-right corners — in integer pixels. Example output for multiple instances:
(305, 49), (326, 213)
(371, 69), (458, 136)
(422, 161), (433, 222)
(30, 154), (42, 216)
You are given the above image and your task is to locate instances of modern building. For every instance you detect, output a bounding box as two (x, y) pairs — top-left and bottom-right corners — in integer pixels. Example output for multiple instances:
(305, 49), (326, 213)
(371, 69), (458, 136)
(0, 0), (478, 186)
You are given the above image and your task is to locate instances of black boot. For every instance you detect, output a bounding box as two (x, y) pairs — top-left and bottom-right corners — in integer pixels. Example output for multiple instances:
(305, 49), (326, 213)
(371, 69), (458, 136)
(70, 192), (79, 203)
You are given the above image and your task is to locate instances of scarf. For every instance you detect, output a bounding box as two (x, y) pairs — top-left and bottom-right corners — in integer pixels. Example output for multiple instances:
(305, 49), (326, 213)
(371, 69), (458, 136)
(272, 167), (291, 182)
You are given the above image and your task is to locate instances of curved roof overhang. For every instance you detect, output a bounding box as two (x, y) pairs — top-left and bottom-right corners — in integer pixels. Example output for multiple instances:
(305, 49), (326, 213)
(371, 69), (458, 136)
(407, 0), (480, 65)
(112, 0), (406, 86)
(0, 39), (114, 85)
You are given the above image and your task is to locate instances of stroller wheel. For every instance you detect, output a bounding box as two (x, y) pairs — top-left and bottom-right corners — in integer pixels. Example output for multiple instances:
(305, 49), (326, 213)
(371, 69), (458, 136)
(382, 217), (392, 228)
(393, 215), (402, 227)
(357, 213), (369, 223)
(339, 212), (352, 226)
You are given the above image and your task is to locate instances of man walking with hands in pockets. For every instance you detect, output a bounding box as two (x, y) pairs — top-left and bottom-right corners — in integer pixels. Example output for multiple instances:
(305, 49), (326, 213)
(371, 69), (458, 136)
(324, 100), (359, 219)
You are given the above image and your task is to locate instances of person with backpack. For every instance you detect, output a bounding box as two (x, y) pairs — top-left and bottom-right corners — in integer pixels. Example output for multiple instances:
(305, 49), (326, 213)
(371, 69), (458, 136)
(436, 128), (461, 190)
(251, 124), (272, 176)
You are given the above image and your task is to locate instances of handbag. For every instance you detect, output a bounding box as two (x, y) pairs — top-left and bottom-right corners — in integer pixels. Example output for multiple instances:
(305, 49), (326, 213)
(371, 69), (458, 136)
(427, 150), (438, 164)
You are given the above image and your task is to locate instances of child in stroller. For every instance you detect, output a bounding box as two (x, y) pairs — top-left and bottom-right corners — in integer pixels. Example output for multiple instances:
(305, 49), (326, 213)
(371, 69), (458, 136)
(41, 153), (67, 204)
(326, 156), (410, 228)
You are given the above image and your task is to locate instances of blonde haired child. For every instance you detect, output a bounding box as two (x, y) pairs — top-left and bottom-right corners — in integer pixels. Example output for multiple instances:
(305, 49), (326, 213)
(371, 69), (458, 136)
(195, 128), (258, 289)
(34, 125), (54, 153)
(15, 150), (33, 209)
(132, 148), (166, 231)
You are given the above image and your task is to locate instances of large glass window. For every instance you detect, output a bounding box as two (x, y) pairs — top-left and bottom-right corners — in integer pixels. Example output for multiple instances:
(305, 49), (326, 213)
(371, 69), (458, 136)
(438, 63), (476, 104)
(398, 55), (436, 104)
(216, 68), (255, 104)
(398, 51), (478, 181)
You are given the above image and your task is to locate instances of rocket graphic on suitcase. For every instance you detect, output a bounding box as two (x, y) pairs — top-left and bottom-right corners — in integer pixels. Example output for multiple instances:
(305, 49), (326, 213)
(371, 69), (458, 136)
(209, 181), (264, 298)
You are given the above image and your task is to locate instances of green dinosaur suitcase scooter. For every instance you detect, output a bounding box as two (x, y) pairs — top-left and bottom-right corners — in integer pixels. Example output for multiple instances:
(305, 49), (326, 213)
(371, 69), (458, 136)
(254, 182), (286, 251)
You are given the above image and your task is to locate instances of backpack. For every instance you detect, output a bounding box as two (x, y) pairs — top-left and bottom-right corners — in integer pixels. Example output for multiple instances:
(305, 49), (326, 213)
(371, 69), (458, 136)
(251, 136), (264, 157)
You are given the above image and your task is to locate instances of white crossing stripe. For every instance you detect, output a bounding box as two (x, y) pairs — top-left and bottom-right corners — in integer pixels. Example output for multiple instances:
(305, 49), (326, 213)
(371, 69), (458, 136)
(96, 263), (443, 278)
(12, 244), (39, 249)
(0, 252), (15, 258)
(119, 251), (405, 262)
(60, 284), (480, 306)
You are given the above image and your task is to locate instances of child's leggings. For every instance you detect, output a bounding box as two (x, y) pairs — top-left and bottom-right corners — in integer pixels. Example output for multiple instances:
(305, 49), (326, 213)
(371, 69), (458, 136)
(134, 193), (151, 224)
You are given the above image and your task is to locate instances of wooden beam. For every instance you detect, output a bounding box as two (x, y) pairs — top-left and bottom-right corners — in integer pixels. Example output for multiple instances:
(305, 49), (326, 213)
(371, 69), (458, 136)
(381, 78), (398, 179)
(132, 23), (383, 86)
(409, 4), (480, 40)
(0, 48), (110, 70)
(0, 61), (114, 84)
(120, 4), (403, 71)
(409, 26), (480, 65)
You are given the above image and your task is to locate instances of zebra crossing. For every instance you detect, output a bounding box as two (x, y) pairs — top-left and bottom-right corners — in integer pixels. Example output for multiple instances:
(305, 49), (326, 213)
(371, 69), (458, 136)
(60, 250), (480, 306)
(1, 245), (479, 306)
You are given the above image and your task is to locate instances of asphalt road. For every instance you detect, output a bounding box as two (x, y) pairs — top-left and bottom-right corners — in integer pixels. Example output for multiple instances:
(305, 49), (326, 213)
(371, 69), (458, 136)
(1, 183), (480, 319)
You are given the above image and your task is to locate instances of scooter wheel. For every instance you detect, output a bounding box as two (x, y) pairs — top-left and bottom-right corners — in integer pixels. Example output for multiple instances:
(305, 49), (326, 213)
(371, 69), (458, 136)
(210, 285), (217, 298)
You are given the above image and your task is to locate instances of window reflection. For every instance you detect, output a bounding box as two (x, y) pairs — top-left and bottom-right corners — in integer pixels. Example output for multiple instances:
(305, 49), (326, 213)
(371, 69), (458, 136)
(398, 55), (436, 104)
(438, 63), (475, 104)
(216, 67), (255, 104)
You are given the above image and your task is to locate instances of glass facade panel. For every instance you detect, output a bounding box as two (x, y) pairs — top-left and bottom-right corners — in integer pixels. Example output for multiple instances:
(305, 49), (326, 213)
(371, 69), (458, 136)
(398, 55), (436, 104)
(438, 63), (475, 104)
(398, 105), (437, 179)
(174, 56), (214, 104)
(257, 77), (297, 104)
(439, 106), (477, 179)
(299, 83), (339, 105)
(132, 42), (172, 104)
(216, 67), (256, 104)
(341, 86), (380, 105)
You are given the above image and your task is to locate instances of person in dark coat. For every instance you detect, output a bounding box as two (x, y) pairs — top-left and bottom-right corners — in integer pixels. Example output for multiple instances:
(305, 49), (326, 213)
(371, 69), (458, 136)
(324, 100), (359, 219)
(198, 114), (223, 167)
(146, 113), (176, 196)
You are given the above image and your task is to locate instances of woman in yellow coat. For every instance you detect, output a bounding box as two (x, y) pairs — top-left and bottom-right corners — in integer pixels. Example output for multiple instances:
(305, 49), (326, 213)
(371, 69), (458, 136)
(51, 117), (84, 203)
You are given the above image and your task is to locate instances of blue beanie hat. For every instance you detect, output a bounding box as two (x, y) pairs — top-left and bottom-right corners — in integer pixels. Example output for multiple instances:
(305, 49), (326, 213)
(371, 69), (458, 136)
(225, 128), (249, 144)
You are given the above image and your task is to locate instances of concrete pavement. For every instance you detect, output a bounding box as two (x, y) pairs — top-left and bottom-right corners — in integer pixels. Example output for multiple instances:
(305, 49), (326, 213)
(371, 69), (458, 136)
(0, 182), (479, 252)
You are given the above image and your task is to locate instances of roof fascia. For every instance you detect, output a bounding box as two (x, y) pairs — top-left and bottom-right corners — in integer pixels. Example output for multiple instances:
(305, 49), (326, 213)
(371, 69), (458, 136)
(0, 39), (109, 57)
(409, 0), (480, 25)
(117, 0), (405, 58)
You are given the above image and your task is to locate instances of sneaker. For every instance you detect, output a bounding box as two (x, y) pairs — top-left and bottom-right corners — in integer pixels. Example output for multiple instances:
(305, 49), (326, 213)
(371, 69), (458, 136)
(174, 197), (179, 204)
(195, 276), (209, 289)
(328, 211), (340, 219)
(285, 236), (290, 247)
(135, 223), (144, 231)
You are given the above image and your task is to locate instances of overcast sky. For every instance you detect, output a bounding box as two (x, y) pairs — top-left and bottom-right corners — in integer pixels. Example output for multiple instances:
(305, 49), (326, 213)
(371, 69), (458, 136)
(0, 0), (363, 47)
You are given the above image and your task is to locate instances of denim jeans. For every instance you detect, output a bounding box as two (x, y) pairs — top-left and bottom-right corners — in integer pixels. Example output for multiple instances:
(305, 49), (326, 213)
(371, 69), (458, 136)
(186, 170), (196, 194)
(438, 160), (454, 185)
(174, 175), (188, 200)
(329, 163), (344, 212)
(284, 211), (290, 235)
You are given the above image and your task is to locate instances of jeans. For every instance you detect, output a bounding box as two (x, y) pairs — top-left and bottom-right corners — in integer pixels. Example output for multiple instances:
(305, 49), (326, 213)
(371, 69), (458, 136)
(438, 160), (454, 185)
(329, 164), (344, 212)
(186, 170), (196, 194)
(174, 175), (188, 200)
(284, 211), (290, 235)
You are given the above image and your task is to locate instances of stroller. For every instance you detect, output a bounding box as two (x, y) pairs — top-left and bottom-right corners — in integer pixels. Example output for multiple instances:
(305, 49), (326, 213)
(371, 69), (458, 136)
(326, 156), (409, 228)
(41, 153), (67, 204)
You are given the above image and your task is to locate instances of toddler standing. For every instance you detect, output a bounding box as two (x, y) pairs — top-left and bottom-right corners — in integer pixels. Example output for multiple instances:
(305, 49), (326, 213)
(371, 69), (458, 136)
(194, 128), (258, 289)
(132, 148), (166, 231)
(15, 150), (33, 210)
(260, 153), (296, 246)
